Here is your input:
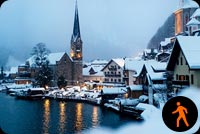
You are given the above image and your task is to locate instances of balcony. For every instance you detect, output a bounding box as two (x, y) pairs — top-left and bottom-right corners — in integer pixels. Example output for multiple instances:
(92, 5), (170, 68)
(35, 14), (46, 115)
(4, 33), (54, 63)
(172, 80), (190, 87)
(105, 74), (121, 77)
(108, 67), (117, 71)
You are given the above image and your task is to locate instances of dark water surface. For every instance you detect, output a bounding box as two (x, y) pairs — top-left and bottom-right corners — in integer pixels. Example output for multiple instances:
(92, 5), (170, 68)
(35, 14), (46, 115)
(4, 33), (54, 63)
(0, 93), (137, 134)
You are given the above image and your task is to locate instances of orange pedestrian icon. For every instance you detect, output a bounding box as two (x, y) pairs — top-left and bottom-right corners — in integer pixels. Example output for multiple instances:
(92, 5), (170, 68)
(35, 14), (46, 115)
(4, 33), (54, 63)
(172, 101), (189, 128)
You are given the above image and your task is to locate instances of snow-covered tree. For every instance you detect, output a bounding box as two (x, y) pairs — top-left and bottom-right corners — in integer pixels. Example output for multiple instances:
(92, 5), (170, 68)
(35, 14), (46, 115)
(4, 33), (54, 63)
(31, 43), (52, 88)
(31, 43), (50, 67)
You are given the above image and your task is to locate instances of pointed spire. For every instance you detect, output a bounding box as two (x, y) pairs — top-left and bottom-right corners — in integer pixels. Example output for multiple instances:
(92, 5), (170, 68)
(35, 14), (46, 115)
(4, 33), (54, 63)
(72, 0), (81, 42)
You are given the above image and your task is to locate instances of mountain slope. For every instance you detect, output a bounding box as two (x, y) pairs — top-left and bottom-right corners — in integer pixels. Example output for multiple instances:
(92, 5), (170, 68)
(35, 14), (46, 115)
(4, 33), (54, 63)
(147, 13), (175, 49)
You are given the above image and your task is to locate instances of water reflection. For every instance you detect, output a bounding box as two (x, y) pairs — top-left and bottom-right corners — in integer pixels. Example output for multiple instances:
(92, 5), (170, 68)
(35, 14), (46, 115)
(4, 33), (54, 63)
(75, 103), (83, 131)
(59, 102), (66, 133)
(43, 99), (50, 134)
(92, 106), (98, 127)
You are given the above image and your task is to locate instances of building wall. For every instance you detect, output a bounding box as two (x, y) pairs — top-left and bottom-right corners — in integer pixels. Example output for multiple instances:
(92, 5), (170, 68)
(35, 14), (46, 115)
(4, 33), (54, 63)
(72, 61), (83, 85)
(173, 50), (200, 88)
(103, 61), (124, 84)
(56, 53), (73, 85)
(175, 8), (197, 35)
(83, 75), (104, 83)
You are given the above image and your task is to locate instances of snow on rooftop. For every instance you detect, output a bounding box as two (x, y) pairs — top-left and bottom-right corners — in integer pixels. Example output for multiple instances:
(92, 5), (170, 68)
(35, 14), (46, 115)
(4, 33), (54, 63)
(142, 60), (166, 80)
(160, 38), (171, 47)
(128, 85), (143, 91)
(27, 52), (65, 66)
(178, 0), (199, 9)
(102, 87), (127, 94)
(186, 17), (200, 26)
(47, 52), (65, 65)
(9, 67), (18, 73)
(191, 8), (200, 18)
(112, 58), (125, 68)
(124, 58), (144, 74)
(177, 36), (200, 69)
(83, 65), (105, 76)
(91, 59), (108, 65)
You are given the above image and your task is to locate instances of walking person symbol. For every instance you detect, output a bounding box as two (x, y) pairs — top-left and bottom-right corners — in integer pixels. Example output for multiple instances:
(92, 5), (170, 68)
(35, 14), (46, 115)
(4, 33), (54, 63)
(172, 101), (189, 128)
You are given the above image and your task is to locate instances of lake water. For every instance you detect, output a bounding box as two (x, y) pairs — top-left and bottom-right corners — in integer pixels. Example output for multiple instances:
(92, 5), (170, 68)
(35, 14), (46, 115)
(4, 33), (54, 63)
(0, 93), (139, 134)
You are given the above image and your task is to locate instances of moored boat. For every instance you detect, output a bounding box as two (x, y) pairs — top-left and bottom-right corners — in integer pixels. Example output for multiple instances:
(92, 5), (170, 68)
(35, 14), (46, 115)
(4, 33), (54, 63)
(15, 88), (45, 100)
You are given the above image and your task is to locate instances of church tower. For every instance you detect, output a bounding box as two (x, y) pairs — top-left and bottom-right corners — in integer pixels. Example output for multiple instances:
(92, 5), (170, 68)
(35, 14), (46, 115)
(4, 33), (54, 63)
(70, 0), (83, 61)
(174, 0), (199, 35)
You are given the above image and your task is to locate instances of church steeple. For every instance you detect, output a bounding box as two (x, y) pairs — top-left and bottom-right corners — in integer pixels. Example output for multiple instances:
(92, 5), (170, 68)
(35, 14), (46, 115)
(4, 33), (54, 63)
(72, 0), (81, 41)
(70, 0), (83, 61)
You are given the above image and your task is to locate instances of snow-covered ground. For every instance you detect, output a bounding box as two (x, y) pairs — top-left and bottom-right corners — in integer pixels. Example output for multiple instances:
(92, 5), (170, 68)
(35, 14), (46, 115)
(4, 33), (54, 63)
(84, 87), (200, 134)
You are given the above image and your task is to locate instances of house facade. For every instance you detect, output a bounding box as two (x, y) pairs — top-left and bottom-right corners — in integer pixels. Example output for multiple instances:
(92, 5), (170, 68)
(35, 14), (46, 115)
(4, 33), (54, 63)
(167, 36), (200, 89)
(83, 59), (108, 83)
(101, 58), (125, 85)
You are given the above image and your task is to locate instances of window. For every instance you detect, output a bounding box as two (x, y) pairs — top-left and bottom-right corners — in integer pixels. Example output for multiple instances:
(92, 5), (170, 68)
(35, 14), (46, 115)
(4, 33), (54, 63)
(111, 78), (113, 82)
(179, 75), (185, 81)
(177, 59), (179, 65)
(114, 79), (117, 82)
(181, 57), (183, 65)
(191, 74), (194, 84)
(118, 79), (121, 82)
(176, 74), (178, 80)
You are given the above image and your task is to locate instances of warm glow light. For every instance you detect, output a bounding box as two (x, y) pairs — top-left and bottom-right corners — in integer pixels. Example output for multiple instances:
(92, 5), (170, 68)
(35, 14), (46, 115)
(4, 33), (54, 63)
(70, 52), (74, 57)
(59, 102), (66, 133)
(75, 103), (82, 131)
(43, 99), (50, 134)
(92, 106), (98, 127)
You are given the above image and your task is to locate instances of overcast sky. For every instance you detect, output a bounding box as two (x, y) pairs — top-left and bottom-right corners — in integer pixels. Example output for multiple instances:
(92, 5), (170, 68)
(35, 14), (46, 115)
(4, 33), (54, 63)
(0, 0), (179, 66)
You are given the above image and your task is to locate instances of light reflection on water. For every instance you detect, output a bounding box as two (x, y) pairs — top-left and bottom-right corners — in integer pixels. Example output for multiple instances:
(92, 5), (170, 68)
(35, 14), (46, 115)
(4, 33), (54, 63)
(59, 102), (66, 133)
(75, 103), (83, 131)
(0, 94), (136, 134)
(43, 99), (50, 134)
(92, 106), (98, 127)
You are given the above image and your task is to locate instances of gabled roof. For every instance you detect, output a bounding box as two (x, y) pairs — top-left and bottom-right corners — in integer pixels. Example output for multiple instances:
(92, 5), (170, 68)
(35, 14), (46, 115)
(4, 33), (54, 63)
(186, 17), (200, 26)
(83, 64), (105, 76)
(101, 58), (125, 71)
(27, 52), (66, 66)
(124, 58), (144, 73)
(191, 8), (200, 18)
(167, 36), (200, 70)
(136, 60), (166, 81)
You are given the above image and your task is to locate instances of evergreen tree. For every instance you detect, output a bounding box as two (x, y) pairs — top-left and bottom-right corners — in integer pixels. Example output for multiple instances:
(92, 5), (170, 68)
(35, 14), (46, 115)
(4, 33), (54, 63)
(57, 75), (67, 89)
(35, 62), (52, 88)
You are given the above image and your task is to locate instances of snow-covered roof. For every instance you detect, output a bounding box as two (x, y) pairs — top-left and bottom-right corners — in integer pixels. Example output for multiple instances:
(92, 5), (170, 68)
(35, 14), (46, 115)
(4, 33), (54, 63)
(160, 38), (171, 47)
(186, 17), (200, 26)
(144, 60), (166, 80)
(27, 52), (66, 66)
(177, 36), (200, 69)
(91, 59), (108, 65)
(83, 65), (105, 76)
(102, 87), (127, 94)
(191, 8), (200, 18)
(9, 67), (18, 74)
(112, 58), (125, 68)
(128, 85), (143, 91)
(124, 58), (144, 73)
(178, 0), (199, 9)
